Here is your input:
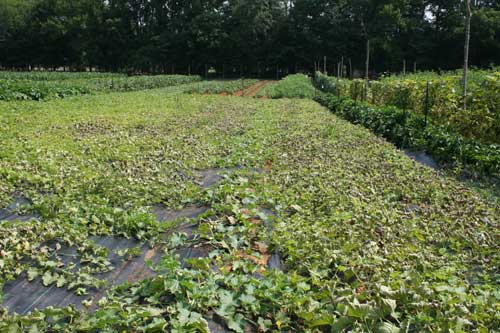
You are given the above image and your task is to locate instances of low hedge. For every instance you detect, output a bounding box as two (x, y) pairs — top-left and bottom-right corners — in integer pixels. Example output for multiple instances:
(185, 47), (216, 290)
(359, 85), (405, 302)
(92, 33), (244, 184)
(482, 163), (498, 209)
(315, 93), (500, 177)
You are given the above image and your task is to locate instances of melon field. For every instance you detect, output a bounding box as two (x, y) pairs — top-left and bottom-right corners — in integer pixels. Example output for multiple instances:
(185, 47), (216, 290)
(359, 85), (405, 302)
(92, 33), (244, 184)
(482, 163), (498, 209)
(0, 75), (499, 332)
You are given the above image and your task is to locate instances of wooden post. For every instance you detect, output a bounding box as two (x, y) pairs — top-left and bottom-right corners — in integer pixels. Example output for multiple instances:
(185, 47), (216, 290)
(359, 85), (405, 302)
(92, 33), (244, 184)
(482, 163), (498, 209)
(413, 61), (417, 73)
(349, 58), (352, 79)
(276, 64), (279, 80)
(403, 59), (406, 75)
(424, 81), (430, 128)
(171, 64), (175, 74)
(323, 56), (327, 74)
(341, 56), (344, 78)
(188, 64), (191, 76)
(462, 0), (472, 110)
(205, 64), (208, 80)
(365, 39), (370, 80)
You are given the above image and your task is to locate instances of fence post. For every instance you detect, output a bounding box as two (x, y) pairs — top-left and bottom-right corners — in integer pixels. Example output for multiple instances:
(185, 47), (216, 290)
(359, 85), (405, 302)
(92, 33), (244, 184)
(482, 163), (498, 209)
(364, 80), (368, 101)
(341, 57), (344, 78)
(424, 81), (430, 128)
(205, 64), (208, 80)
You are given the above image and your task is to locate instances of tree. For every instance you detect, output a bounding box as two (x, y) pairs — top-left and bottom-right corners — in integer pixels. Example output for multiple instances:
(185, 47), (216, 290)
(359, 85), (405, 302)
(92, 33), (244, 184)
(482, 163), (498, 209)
(347, 0), (406, 79)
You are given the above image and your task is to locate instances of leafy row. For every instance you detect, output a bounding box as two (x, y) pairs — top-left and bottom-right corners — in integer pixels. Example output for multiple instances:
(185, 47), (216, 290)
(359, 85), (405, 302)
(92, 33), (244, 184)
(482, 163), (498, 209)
(314, 93), (500, 177)
(0, 75), (202, 101)
(0, 71), (125, 81)
(259, 74), (316, 99)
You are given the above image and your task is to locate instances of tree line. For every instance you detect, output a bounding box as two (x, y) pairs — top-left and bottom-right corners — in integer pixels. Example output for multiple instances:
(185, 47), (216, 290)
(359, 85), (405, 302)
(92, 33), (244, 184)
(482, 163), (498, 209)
(0, 0), (499, 77)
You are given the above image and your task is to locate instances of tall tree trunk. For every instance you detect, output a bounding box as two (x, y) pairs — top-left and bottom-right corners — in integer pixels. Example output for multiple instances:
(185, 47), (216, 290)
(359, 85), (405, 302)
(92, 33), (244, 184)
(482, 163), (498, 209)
(463, 0), (472, 110)
(365, 38), (370, 81)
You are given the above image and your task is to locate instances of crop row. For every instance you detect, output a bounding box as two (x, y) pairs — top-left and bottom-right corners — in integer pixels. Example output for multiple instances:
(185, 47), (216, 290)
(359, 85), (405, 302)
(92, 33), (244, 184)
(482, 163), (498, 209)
(0, 75), (201, 101)
(314, 71), (500, 144)
(315, 93), (500, 178)
(0, 71), (125, 81)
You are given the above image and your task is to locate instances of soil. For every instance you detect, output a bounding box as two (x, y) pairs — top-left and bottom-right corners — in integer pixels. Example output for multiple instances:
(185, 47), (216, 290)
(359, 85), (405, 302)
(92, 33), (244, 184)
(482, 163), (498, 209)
(229, 80), (274, 98)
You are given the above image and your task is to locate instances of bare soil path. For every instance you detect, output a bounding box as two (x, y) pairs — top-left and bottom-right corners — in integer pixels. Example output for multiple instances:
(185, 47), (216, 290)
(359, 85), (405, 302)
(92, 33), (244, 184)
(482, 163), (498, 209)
(231, 80), (274, 98)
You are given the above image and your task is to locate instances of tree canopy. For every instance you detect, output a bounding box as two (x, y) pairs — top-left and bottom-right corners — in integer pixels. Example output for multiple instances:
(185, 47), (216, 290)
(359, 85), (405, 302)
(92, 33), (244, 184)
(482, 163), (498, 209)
(0, 0), (498, 75)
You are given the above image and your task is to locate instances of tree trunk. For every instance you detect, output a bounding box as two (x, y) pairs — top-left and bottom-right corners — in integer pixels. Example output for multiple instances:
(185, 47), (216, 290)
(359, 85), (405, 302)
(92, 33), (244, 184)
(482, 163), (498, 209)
(463, 0), (472, 110)
(365, 38), (370, 81)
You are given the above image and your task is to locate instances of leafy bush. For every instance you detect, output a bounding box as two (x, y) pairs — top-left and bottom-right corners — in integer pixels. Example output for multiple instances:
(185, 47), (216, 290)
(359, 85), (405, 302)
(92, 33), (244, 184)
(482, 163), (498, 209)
(315, 93), (500, 177)
(265, 74), (316, 99)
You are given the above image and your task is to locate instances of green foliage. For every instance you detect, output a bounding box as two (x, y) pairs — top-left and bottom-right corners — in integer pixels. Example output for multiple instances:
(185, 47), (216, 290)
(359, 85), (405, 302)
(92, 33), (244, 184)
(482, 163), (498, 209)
(0, 90), (498, 331)
(0, 71), (125, 81)
(0, 74), (202, 101)
(265, 74), (316, 99)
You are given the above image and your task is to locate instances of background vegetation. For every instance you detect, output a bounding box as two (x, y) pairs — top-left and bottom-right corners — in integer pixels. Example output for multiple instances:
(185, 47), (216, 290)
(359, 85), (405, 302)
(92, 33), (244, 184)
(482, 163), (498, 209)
(0, 0), (499, 75)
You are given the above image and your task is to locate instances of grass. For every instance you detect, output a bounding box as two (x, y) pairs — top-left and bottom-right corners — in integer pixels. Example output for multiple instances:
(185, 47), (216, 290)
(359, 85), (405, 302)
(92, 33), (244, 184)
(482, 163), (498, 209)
(0, 87), (498, 331)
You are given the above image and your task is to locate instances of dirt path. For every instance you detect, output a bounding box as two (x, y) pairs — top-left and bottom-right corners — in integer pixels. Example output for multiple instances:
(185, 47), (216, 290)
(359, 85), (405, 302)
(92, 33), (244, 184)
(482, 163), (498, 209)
(231, 80), (274, 98)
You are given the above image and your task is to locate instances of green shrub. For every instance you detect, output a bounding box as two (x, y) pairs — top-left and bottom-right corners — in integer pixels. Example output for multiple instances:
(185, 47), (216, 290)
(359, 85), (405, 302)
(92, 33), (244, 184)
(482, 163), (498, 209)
(183, 79), (258, 95)
(266, 74), (316, 99)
